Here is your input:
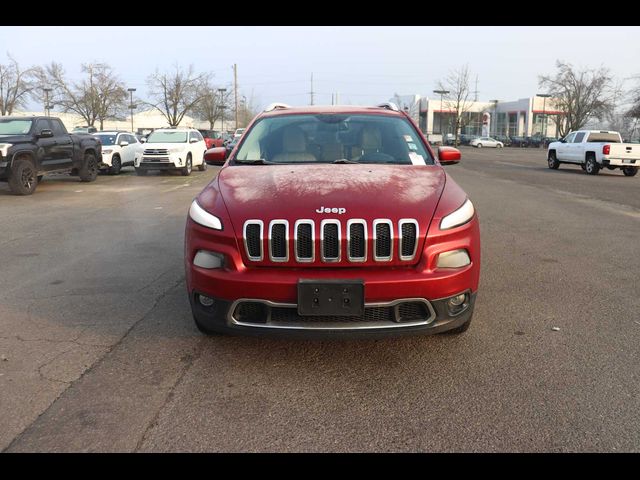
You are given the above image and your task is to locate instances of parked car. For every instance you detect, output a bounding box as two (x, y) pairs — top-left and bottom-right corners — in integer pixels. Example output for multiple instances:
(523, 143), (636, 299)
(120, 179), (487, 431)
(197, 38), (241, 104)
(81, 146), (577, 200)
(494, 135), (511, 146)
(72, 126), (98, 134)
(509, 136), (528, 147)
(134, 128), (207, 176)
(0, 116), (101, 195)
(547, 130), (639, 176)
(93, 131), (143, 175)
(198, 129), (225, 149)
(186, 102), (480, 337)
(458, 134), (479, 145)
(233, 128), (246, 139)
(224, 136), (240, 158)
(525, 136), (543, 148)
(469, 136), (504, 148)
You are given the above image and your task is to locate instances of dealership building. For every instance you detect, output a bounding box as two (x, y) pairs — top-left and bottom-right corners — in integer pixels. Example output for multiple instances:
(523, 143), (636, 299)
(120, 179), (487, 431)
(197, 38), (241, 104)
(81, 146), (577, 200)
(391, 94), (563, 138)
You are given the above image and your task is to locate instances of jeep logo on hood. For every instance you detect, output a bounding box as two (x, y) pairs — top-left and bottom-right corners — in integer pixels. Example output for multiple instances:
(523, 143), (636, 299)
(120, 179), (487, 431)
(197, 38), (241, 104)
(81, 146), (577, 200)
(316, 206), (346, 214)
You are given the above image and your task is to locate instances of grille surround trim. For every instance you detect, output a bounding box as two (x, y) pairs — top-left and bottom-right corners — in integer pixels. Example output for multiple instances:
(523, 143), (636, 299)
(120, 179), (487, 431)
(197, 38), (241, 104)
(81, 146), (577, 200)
(373, 219), (394, 262)
(228, 297), (437, 330)
(243, 220), (264, 261)
(320, 219), (341, 263)
(268, 219), (289, 262)
(398, 219), (420, 261)
(346, 219), (367, 263)
(294, 219), (315, 263)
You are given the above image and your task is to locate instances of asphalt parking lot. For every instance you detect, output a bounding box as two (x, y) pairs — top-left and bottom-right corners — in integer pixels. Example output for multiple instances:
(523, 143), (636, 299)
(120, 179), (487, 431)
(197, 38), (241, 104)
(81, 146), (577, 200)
(1, 148), (639, 452)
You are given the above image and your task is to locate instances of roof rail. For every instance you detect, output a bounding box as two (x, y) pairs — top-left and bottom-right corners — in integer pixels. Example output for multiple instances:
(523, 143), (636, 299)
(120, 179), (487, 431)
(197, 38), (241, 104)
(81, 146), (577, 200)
(376, 102), (400, 112)
(264, 102), (291, 112)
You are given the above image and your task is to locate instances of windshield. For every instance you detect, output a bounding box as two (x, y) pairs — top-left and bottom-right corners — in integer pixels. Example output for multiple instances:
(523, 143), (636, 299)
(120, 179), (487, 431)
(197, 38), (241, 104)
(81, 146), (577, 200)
(0, 119), (32, 136)
(234, 113), (434, 165)
(94, 133), (117, 146)
(146, 131), (188, 143)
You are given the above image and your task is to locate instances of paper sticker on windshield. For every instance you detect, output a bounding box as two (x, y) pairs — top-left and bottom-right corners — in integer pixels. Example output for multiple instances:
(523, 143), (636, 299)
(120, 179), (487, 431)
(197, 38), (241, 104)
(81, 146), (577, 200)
(403, 135), (413, 142)
(408, 142), (418, 151)
(409, 152), (425, 165)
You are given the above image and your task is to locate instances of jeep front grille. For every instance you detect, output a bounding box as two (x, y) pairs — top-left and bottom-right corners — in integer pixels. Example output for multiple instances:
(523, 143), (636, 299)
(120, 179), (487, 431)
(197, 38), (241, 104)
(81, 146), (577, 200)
(243, 218), (419, 264)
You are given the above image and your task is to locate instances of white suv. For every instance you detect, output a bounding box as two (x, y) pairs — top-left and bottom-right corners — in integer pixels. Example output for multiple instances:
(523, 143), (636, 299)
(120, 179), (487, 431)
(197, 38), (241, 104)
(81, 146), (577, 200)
(134, 128), (207, 176)
(94, 131), (142, 175)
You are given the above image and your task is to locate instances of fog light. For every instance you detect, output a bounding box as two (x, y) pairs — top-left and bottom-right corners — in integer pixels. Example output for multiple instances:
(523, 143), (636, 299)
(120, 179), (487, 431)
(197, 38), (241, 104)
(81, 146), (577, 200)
(193, 250), (224, 269)
(446, 292), (469, 316)
(448, 294), (466, 307)
(199, 294), (215, 307)
(437, 249), (471, 268)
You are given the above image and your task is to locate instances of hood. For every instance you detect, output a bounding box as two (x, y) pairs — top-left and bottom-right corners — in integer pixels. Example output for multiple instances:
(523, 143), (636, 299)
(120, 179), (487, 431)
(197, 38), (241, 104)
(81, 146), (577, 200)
(0, 134), (31, 144)
(213, 163), (446, 267)
(143, 142), (187, 150)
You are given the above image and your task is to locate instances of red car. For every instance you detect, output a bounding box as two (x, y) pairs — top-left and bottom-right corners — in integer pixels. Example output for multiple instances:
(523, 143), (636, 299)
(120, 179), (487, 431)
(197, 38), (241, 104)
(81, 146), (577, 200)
(198, 129), (225, 150)
(185, 103), (480, 337)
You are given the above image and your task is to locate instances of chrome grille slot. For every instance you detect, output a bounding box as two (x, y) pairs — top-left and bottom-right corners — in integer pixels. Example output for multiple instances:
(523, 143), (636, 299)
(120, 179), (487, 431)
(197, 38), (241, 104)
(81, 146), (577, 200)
(373, 219), (393, 261)
(243, 220), (263, 261)
(269, 220), (289, 262)
(321, 219), (341, 262)
(347, 219), (367, 262)
(399, 219), (419, 261)
(295, 220), (314, 262)
(143, 148), (169, 155)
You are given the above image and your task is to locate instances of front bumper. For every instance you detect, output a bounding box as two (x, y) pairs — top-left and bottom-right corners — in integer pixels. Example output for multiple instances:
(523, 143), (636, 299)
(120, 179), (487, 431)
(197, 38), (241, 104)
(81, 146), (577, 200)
(189, 291), (477, 338)
(136, 153), (185, 170)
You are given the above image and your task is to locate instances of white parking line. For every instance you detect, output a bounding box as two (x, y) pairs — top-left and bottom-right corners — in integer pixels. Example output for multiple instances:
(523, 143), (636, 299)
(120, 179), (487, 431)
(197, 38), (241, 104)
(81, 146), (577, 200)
(496, 161), (527, 167)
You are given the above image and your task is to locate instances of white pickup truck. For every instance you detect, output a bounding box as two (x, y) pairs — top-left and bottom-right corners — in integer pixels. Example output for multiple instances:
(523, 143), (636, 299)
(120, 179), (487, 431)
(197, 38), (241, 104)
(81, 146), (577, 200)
(547, 130), (639, 176)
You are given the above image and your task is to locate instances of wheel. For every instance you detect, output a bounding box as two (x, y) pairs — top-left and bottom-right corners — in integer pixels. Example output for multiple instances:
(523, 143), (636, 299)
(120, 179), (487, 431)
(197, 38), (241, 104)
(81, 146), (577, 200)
(135, 168), (147, 176)
(78, 152), (98, 182)
(182, 155), (192, 176)
(547, 151), (560, 169)
(497, 143), (503, 148)
(37, 175), (44, 182)
(622, 167), (638, 177)
(477, 143), (482, 148)
(443, 313), (474, 335)
(585, 156), (599, 175)
(197, 155), (207, 171)
(109, 155), (122, 175)
(8, 158), (38, 195)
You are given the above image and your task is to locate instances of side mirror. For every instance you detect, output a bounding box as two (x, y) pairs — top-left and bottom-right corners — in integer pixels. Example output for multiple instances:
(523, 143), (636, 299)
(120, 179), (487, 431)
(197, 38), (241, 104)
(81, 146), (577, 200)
(204, 147), (227, 165)
(119, 141), (129, 147)
(559, 138), (566, 143)
(438, 146), (461, 165)
(140, 137), (147, 143)
(38, 129), (54, 138)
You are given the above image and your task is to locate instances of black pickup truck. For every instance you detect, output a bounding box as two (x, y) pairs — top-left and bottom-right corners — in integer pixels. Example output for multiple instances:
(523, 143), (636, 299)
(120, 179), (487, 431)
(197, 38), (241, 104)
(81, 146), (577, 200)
(0, 116), (101, 195)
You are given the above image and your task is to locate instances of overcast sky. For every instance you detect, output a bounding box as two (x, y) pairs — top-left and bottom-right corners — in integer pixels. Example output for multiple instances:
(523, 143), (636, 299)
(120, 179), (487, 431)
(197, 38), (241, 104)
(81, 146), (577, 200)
(2, 26), (639, 111)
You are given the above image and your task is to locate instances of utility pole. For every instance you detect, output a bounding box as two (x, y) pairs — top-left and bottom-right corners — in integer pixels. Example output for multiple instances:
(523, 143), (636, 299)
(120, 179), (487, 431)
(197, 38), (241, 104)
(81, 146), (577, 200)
(218, 88), (227, 132)
(233, 64), (238, 130)
(474, 75), (479, 102)
(128, 88), (137, 133)
(43, 88), (52, 117)
(309, 73), (314, 106)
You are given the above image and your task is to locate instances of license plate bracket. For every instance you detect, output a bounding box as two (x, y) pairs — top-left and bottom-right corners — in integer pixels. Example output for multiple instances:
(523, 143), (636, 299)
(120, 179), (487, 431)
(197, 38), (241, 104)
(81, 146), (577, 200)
(297, 279), (364, 316)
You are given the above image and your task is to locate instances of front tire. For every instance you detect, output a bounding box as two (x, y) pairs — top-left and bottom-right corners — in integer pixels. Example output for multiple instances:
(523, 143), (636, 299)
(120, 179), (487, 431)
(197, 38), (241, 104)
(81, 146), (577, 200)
(477, 143), (482, 148)
(198, 155), (207, 171)
(8, 158), (38, 195)
(182, 155), (192, 176)
(78, 152), (98, 182)
(585, 156), (599, 175)
(547, 151), (560, 169)
(622, 167), (638, 177)
(497, 143), (503, 148)
(109, 155), (122, 175)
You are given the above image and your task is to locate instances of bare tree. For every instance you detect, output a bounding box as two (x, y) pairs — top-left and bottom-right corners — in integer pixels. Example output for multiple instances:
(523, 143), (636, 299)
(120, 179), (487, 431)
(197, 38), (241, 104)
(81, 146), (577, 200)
(146, 65), (208, 127)
(0, 54), (38, 115)
(436, 65), (473, 146)
(539, 61), (617, 138)
(34, 62), (127, 129)
(192, 81), (233, 129)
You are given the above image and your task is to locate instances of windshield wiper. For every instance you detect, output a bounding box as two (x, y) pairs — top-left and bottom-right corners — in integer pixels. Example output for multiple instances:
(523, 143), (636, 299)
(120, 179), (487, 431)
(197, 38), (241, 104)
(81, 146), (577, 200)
(332, 159), (359, 164)
(235, 159), (276, 165)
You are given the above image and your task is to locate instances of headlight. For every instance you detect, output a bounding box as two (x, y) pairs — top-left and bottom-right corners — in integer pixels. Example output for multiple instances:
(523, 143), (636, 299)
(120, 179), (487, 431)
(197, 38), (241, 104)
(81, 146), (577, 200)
(440, 198), (474, 230)
(102, 149), (113, 154)
(0, 143), (12, 156)
(189, 200), (223, 230)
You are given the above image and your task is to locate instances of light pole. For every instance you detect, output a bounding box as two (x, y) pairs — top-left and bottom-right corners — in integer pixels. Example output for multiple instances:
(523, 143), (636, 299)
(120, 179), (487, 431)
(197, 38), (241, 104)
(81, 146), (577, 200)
(433, 90), (449, 137)
(536, 93), (551, 142)
(128, 88), (137, 133)
(43, 88), (52, 117)
(218, 88), (227, 131)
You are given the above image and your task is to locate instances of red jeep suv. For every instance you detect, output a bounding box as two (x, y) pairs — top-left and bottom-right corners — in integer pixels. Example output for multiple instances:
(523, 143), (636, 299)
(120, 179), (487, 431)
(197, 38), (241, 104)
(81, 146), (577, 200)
(185, 103), (480, 337)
